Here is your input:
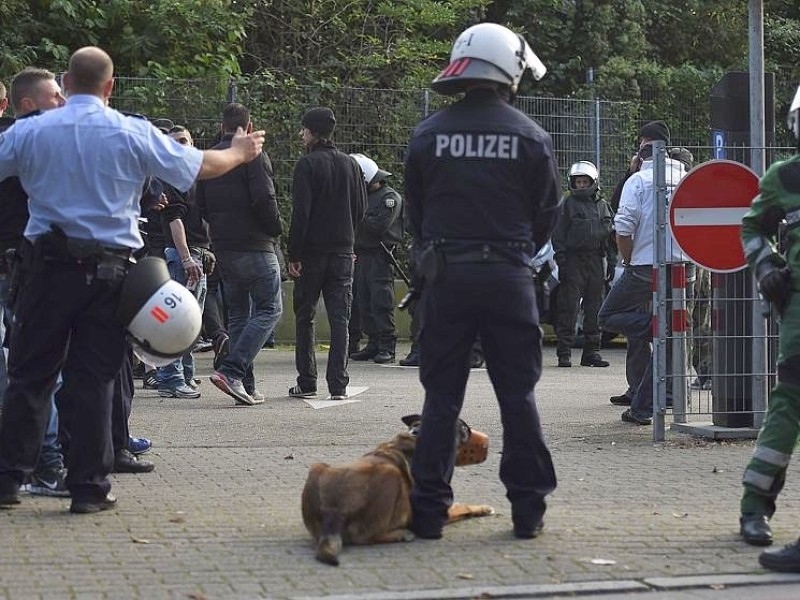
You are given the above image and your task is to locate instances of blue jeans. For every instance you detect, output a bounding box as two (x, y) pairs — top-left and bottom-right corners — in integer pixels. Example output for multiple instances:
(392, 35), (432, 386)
(157, 247), (207, 388)
(39, 382), (64, 471)
(598, 265), (653, 420)
(216, 250), (282, 386)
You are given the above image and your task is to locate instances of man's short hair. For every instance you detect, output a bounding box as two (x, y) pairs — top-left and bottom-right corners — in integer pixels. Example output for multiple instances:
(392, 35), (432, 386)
(10, 67), (56, 112)
(0, 81), (6, 101)
(222, 103), (250, 132)
(168, 125), (193, 146)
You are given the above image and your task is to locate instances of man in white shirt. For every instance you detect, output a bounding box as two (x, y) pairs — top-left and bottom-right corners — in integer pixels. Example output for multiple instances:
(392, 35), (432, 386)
(598, 132), (687, 425)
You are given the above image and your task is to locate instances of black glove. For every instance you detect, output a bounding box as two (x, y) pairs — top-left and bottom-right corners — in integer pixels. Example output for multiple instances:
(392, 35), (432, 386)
(759, 266), (791, 315)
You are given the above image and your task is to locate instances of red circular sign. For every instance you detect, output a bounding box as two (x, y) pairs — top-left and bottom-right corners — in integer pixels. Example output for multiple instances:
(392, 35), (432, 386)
(669, 159), (759, 272)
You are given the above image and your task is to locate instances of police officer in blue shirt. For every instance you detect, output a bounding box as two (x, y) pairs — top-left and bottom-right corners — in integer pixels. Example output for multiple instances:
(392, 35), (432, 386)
(405, 23), (560, 540)
(0, 46), (265, 514)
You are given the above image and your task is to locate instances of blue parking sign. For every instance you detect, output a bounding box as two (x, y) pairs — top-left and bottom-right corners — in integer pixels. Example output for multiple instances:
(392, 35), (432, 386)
(712, 130), (726, 160)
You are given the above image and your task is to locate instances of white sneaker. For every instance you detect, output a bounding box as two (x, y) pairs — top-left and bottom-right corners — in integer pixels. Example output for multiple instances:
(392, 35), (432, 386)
(210, 371), (256, 405)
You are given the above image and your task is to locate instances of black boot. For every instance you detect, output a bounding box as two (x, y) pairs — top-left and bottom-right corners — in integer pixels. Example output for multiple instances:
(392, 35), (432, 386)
(114, 449), (155, 474)
(373, 350), (395, 363)
(760, 538), (800, 571)
(580, 352), (609, 367)
(374, 337), (396, 364)
(399, 349), (419, 367)
(557, 353), (571, 368)
(350, 345), (378, 361)
(740, 514), (773, 546)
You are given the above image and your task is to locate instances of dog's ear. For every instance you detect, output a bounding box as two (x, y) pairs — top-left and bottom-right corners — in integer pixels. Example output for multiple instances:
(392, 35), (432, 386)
(456, 419), (472, 444)
(401, 414), (421, 429)
(392, 432), (417, 458)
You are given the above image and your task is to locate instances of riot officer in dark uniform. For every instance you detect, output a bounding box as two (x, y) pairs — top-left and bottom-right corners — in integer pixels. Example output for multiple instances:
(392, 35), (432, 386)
(405, 23), (560, 540)
(552, 160), (615, 368)
(349, 153), (404, 363)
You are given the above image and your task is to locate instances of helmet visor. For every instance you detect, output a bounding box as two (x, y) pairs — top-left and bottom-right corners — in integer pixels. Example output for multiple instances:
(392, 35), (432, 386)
(520, 38), (547, 81)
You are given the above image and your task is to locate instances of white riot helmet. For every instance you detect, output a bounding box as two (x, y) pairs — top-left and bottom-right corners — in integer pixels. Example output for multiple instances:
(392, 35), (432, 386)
(788, 84), (800, 143)
(117, 257), (202, 367)
(568, 160), (599, 198)
(432, 23), (547, 96)
(350, 153), (391, 185)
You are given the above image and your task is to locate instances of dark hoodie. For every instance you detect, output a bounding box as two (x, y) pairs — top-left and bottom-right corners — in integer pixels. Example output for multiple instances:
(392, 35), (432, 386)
(196, 133), (282, 252)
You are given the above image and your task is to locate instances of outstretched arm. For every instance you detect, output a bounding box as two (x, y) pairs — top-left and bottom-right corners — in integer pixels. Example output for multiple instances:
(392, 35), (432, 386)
(197, 127), (266, 180)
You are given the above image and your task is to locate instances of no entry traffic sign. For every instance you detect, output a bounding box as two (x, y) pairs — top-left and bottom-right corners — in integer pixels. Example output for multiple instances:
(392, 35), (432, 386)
(669, 159), (760, 272)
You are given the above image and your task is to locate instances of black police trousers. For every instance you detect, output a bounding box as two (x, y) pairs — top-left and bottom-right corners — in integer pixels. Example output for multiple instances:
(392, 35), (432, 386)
(57, 343), (134, 460)
(293, 253), (353, 395)
(354, 250), (396, 352)
(0, 257), (126, 502)
(555, 252), (605, 356)
(410, 262), (557, 534)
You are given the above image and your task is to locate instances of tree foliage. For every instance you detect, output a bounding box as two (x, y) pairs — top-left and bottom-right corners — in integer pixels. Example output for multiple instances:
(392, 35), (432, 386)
(0, 0), (248, 78)
(1, 0), (799, 129)
(241, 0), (488, 88)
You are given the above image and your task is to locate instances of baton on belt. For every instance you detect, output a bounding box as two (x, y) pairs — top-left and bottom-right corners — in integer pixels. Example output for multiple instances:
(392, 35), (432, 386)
(379, 242), (411, 286)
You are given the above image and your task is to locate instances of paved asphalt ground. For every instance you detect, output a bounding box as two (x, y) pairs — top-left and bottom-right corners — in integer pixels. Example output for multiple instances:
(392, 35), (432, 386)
(3, 343), (800, 599)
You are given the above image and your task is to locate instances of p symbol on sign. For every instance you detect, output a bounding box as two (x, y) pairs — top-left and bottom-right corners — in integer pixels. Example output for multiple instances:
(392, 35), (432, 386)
(713, 130), (726, 160)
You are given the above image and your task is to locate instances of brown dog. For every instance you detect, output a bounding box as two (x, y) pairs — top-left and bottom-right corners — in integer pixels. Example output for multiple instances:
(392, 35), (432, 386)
(301, 415), (493, 565)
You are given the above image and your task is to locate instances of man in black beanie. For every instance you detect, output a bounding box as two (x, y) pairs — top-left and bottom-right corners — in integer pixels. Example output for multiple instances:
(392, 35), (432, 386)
(638, 120), (670, 145)
(609, 120), (672, 212)
(301, 107), (336, 138)
(287, 107), (367, 400)
(606, 118), (674, 408)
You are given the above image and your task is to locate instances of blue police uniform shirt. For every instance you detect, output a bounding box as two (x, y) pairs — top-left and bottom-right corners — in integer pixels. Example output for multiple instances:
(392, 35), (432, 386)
(404, 89), (560, 251)
(0, 94), (203, 249)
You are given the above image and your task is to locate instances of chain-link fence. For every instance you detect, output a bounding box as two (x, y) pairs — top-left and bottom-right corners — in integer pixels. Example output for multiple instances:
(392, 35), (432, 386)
(109, 77), (797, 439)
(110, 76), (746, 209)
(647, 145), (790, 442)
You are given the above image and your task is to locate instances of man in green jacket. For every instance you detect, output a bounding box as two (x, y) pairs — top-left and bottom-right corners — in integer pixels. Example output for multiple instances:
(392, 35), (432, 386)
(740, 85), (800, 573)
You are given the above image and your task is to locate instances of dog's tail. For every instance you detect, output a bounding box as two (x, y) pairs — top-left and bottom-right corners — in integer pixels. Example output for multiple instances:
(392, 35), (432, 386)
(316, 511), (344, 566)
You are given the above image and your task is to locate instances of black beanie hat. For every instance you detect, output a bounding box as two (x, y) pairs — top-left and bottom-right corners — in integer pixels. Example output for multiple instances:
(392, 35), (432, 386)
(302, 107), (336, 138)
(639, 120), (670, 145)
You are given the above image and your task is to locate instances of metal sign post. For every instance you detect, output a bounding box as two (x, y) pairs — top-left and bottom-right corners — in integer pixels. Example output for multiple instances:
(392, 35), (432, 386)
(653, 141), (668, 442)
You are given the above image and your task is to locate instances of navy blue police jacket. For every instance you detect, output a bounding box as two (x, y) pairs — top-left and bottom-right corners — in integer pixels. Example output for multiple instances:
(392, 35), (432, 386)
(0, 113), (39, 254)
(404, 88), (561, 262)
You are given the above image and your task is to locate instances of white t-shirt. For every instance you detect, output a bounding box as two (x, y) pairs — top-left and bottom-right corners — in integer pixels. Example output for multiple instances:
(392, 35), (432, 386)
(614, 158), (688, 266)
